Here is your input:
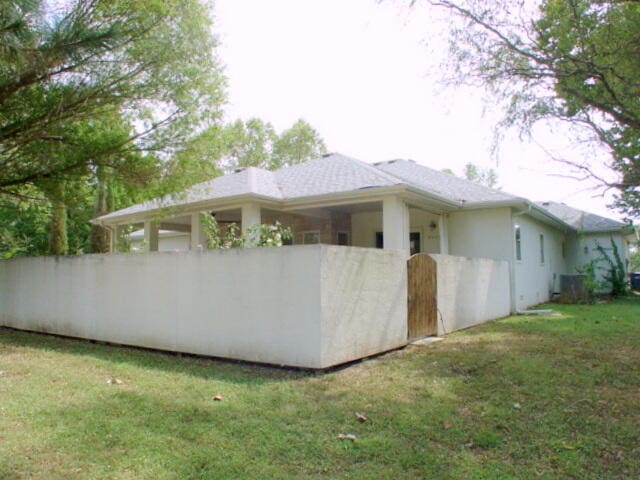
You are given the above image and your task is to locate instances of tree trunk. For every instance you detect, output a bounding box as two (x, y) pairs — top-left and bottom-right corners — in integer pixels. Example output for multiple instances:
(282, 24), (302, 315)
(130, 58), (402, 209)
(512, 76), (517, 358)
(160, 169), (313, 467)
(44, 180), (68, 255)
(89, 167), (111, 253)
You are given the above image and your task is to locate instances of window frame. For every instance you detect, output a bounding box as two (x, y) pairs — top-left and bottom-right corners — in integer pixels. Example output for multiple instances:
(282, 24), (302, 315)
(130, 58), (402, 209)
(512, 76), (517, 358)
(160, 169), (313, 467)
(302, 231), (321, 245)
(515, 225), (522, 262)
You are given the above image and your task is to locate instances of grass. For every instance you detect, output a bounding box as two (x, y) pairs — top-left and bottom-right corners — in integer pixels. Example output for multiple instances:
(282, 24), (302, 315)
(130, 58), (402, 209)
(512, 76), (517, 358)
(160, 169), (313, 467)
(0, 298), (639, 479)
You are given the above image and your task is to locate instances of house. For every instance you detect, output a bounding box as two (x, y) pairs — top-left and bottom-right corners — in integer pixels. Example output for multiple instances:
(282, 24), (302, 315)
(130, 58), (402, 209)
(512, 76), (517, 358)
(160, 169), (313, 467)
(127, 228), (190, 252)
(94, 153), (632, 310)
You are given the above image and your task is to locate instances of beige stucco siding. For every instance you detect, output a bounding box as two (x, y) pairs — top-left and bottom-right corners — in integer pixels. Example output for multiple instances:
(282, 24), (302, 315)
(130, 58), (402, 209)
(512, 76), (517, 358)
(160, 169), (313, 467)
(351, 208), (442, 253)
(513, 214), (570, 309)
(447, 208), (513, 261)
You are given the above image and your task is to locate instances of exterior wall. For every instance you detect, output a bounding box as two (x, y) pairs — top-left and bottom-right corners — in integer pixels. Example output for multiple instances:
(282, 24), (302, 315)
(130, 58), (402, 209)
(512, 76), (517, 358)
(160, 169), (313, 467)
(0, 246), (407, 369)
(512, 214), (570, 309)
(447, 208), (513, 261)
(351, 208), (441, 253)
(262, 211), (351, 245)
(131, 234), (190, 252)
(574, 232), (627, 287)
(431, 254), (511, 335)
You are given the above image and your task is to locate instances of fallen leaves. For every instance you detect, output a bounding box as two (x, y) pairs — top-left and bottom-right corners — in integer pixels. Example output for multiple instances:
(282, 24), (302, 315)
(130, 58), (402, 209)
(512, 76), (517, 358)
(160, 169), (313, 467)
(213, 395), (224, 401)
(106, 378), (124, 385)
(336, 434), (357, 441)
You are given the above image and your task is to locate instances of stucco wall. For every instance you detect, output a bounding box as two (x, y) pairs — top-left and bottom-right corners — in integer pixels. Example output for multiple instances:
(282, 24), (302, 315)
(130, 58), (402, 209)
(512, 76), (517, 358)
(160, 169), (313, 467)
(431, 254), (511, 335)
(447, 208), (513, 261)
(513, 214), (570, 309)
(130, 234), (190, 252)
(319, 247), (407, 366)
(0, 246), (407, 369)
(574, 232), (627, 288)
(351, 208), (442, 253)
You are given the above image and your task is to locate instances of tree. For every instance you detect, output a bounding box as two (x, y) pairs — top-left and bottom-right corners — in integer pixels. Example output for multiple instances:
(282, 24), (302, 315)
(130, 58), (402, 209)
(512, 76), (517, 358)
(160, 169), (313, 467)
(0, 0), (225, 193)
(0, 0), (226, 254)
(219, 118), (327, 171)
(272, 119), (327, 169)
(463, 163), (498, 188)
(221, 119), (277, 170)
(423, 0), (640, 217)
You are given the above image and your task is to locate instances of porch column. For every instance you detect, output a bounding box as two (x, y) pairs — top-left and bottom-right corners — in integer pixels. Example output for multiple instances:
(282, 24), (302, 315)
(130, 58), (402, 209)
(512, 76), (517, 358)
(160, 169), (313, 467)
(144, 220), (159, 252)
(241, 203), (261, 238)
(109, 225), (123, 254)
(382, 196), (410, 255)
(439, 214), (449, 254)
(190, 212), (207, 250)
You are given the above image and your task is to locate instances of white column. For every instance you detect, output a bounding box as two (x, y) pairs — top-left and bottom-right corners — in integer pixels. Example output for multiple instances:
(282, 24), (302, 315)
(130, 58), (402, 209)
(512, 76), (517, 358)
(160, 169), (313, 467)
(190, 212), (207, 250)
(439, 214), (449, 254)
(109, 225), (122, 254)
(241, 203), (261, 237)
(144, 220), (159, 252)
(382, 196), (410, 255)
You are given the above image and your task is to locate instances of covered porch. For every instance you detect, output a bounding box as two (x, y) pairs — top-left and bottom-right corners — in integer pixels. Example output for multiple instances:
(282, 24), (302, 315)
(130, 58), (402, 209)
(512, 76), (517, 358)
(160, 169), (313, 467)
(109, 194), (451, 256)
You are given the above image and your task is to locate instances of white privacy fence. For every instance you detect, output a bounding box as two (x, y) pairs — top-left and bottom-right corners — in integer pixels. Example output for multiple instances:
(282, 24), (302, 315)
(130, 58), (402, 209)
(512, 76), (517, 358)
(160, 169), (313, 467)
(431, 254), (511, 335)
(0, 245), (408, 369)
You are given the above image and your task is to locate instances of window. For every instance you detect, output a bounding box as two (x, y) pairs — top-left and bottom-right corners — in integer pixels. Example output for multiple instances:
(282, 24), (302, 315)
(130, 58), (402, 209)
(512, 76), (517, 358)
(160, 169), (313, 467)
(539, 234), (545, 264)
(337, 231), (350, 246)
(302, 231), (320, 244)
(515, 226), (522, 261)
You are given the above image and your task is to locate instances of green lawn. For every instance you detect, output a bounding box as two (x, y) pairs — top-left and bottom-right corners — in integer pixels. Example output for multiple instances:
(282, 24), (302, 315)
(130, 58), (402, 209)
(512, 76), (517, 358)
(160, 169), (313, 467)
(1, 299), (639, 479)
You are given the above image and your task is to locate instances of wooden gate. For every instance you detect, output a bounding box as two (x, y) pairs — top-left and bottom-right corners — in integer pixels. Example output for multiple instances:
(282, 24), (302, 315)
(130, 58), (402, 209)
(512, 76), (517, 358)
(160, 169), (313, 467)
(407, 253), (437, 339)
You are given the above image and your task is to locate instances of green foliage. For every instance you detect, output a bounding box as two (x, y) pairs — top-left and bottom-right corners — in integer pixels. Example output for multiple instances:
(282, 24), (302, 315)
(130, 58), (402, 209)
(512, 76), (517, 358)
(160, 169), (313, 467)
(271, 119), (327, 169)
(200, 214), (244, 250)
(201, 215), (292, 250)
(629, 250), (640, 272)
(463, 163), (498, 188)
(576, 258), (601, 303)
(219, 118), (327, 171)
(0, 0), (225, 191)
(595, 238), (627, 296)
(429, 0), (640, 217)
(245, 222), (293, 248)
(0, 0), (227, 255)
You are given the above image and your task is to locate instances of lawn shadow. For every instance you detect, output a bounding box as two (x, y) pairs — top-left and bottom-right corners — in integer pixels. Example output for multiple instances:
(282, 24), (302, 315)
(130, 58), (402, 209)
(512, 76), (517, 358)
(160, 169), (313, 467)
(0, 327), (314, 386)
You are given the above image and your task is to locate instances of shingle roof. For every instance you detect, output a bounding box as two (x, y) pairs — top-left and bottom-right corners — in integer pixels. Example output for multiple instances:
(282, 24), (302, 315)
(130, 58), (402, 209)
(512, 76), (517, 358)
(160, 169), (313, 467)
(98, 166), (283, 221)
(275, 154), (401, 198)
(374, 159), (518, 204)
(95, 153), (621, 233)
(97, 153), (405, 221)
(536, 201), (626, 232)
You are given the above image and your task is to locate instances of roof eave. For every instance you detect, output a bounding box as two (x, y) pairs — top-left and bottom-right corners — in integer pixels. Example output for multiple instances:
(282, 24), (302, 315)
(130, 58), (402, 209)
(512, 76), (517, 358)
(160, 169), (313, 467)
(92, 193), (283, 226)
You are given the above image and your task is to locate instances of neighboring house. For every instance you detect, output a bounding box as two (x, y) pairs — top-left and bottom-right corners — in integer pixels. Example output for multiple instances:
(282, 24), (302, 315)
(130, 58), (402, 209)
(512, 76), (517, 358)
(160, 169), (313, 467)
(128, 229), (190, 252)
(93, 153), (632, 310)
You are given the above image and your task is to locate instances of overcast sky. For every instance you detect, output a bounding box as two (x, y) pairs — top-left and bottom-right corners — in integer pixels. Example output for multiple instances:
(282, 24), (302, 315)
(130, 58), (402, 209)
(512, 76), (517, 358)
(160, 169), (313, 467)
(213, 0), (622, 219)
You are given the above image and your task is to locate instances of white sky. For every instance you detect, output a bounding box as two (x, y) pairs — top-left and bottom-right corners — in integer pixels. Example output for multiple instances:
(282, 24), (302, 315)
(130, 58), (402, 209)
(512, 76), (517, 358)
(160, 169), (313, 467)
(213, 0), (623, 220)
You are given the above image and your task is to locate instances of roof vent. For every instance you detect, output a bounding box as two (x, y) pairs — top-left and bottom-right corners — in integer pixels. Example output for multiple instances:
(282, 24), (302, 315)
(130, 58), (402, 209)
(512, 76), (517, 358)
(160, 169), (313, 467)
(233, 167), (246, 174)
(542, 201), (550, 206)
(321, 152), (333, 158)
